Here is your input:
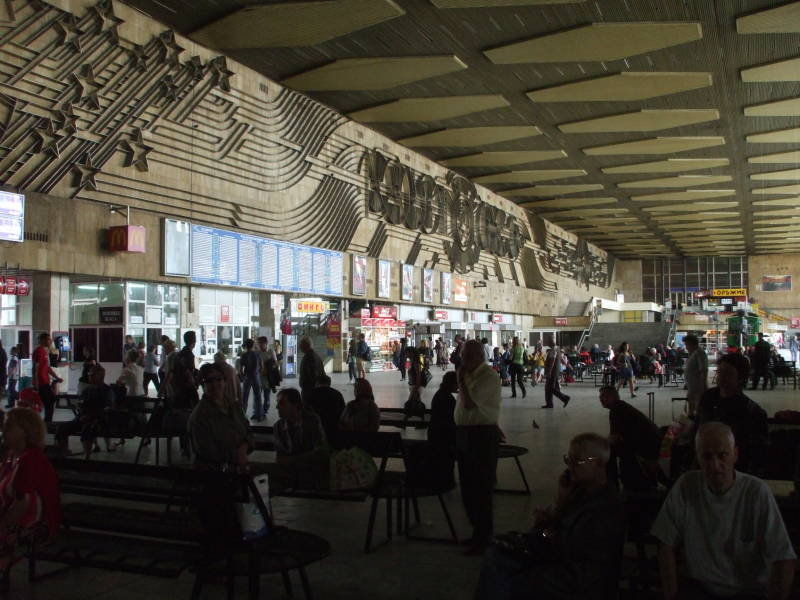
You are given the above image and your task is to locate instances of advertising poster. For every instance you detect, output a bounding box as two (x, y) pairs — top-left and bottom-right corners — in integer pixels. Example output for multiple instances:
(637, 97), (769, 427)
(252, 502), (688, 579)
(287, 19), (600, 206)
(441, 272), (452, 305)
(402, 264), (414, 301)
(422, 268), (434, 303)
(454, 277), (468, 303)
(352, 255), (367, 296)
(762, 275), (791, 292)
(378, 260), (391, 298)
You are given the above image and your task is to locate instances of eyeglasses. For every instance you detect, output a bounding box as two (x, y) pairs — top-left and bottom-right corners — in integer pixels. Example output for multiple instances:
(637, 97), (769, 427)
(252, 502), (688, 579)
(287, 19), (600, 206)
(563, 454), (600, 466)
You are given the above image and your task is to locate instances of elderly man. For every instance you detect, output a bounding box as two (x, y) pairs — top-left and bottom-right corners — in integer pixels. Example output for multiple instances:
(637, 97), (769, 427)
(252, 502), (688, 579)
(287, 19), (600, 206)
(599, 386), (660, 491)
(456, 339), (502, 555)
(298, 336), (324, 406)
(683, 334), (708, 416)
(474, 433), (625, 599)
(652, 422), (796, 599)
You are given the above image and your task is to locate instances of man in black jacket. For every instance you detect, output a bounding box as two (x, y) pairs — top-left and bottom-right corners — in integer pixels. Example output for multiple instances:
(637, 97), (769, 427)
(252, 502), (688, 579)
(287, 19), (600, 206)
(474, 433), (624, 599)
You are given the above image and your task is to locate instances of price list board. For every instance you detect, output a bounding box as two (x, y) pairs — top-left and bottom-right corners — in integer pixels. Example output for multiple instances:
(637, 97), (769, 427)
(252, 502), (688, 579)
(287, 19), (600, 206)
(190, 224), (343, 296)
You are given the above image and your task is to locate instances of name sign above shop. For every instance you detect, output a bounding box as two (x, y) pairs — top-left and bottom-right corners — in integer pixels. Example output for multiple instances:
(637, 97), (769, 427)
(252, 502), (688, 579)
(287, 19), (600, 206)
(361, 317), (406, 328)
(712, 288), (747, 297)
(292, 300), (330, 314)
(99, 306), (123, 325)
(190, 225), (343, 296)
(372, 305), (397, 319)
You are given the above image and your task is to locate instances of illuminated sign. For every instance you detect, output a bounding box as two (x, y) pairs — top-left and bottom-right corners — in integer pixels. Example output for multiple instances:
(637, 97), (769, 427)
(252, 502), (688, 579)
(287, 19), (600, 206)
(293, 300), (330, 314)
(372, 306), (397, 319)
(107, 225), (146, 253)
(712, 288), (747, 297)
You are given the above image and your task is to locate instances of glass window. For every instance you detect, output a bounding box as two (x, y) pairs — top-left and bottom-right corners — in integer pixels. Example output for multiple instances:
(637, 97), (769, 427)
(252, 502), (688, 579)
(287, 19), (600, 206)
(146, 283), (164, 306)
(164, 303), (179, 327)
(128, 301), (145, 325)
(100, 283), (124, 306)
(127, 282), (146, 302)
(164, 285), (179, 304)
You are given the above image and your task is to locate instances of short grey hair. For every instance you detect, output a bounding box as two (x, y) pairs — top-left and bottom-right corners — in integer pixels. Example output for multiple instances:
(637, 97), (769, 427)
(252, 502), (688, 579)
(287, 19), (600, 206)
(570, 433), (611, 465)
(695, 421), (735, 451)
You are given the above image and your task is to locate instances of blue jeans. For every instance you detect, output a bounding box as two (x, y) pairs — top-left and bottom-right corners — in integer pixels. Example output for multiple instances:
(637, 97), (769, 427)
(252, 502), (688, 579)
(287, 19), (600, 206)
(242, 376), (261, 418)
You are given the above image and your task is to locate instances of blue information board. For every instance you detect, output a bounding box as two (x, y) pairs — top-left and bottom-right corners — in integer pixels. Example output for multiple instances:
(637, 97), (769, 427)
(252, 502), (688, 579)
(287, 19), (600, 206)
(191, 224), (343, 296)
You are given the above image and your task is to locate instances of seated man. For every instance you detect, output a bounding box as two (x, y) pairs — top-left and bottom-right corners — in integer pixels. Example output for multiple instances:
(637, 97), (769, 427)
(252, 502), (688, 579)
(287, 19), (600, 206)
(599, 386), (661, 491)
(474, 433), (625, 599)
(652, 422), (795, 599)
(56, 365), (114, 458)
(272, 388), (329, 490)
(306, 373), (345, 442)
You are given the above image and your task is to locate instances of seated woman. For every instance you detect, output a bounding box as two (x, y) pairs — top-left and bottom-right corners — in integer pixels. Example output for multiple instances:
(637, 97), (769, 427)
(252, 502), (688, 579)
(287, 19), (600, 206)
(117, 349), (145, 399)
(188, 362), (252, 470)
(0, 408), (61, 571)
(340, 378), (380, 432)
(56, 365), (115, 458)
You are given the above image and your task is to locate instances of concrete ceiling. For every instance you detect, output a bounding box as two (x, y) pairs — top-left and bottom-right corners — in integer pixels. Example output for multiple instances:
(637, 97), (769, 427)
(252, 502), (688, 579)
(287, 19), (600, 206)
(119, 0), (800, 258)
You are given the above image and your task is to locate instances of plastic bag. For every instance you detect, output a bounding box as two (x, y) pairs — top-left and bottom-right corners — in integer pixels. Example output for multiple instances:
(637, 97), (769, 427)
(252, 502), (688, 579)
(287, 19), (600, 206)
(329, 447), (377, 491)
(236, 473), (272, 541)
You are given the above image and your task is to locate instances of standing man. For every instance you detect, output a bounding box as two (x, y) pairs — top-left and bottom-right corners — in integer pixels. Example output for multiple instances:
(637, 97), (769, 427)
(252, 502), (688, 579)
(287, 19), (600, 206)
(355, 333), (370, 379)
(683, 334), (708, 416)
(123, 334), (137, 356)
(652, 422), (795, 599)
(172, 331), (200, 410)
(239, 338), (262, 421)
(542, 347), (570, 409)
(456, 339), (502, 555)
(32, 332), (63, 422)
(299, 336), (324, 406)
(509, 337), (526, 399)
(6, 345), (19, 409)
(751, 333), (772, 391)
(481, 338), (493, 366)
(790, 334), (799, 367)
(0, 340), (6, 400)
(450, 334), (464, 370)
(257, 336), (277, 420)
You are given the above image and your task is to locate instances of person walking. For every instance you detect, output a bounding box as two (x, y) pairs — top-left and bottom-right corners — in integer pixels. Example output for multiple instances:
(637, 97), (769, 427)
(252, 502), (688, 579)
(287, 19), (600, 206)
(509, 337), (527, 398)
(542, 346), (570, 409)
(143, 345), (161, 397)
(257, 336), (277, 419)
(751, 333), (772, 391)
(355, 333), (370, 379)
(614, 342), (637, 398)
(238, 338), (262, 421)
(299, 336), (324, 406)
(5, 346), (19, 409)
(32, 333), (63, 422)
(456, 340), (502, 555)
(347, 339), (358, 383)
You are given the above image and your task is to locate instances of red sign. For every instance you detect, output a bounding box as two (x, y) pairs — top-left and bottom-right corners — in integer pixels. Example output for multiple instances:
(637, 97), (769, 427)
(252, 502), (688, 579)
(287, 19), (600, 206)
(792, 318), (800, 329)
(220, 305), (230, 323)
(492, 314), (504, 324)
(15, 278), (29, 296)
(361, 318), (406, 328)
(328, 316), (341, 338)
(106, 225), (146, 253)
(360, 308), (371, 318)
(554, 317), (568, 326)
(434, 310), (450, 321)
(3, 276), (15, 295)
(372, 305), (397, 319)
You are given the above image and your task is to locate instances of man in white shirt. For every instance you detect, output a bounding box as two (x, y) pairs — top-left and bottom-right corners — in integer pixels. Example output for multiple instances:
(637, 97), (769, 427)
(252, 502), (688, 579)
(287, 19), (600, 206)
(683, 334), (708, 417)
(652, 422), (795, 599)
(457, 339), (502, 555)
(481, 338), (493, 366)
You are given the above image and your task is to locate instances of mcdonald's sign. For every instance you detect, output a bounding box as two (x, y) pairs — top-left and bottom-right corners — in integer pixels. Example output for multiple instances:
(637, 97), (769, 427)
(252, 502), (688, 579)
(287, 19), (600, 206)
(106, 225), (146, 253)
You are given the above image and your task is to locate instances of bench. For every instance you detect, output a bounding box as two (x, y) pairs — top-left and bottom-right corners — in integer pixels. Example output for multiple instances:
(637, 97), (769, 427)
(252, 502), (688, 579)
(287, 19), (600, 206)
(40, 458), (329, 599)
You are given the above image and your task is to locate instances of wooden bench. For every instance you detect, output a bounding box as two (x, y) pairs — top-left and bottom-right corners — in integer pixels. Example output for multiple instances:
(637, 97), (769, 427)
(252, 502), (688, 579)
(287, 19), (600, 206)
(40, 458), (329, 599)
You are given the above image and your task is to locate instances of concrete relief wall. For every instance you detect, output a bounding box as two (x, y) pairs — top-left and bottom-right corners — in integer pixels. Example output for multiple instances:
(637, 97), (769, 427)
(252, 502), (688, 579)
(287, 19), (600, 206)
(610, 260), (644, 303)
(748, 254), (800, 314)
(0, 0), (614, 313)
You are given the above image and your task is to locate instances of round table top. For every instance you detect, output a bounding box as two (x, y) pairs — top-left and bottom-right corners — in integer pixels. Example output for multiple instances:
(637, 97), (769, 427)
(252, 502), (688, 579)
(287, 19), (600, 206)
(216, 528), (331, 575)
(498, 444), (529, 458)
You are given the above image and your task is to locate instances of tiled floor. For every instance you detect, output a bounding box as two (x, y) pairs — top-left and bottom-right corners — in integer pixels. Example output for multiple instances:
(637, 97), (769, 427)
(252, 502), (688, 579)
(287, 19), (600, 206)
(6, 367), (798, 599)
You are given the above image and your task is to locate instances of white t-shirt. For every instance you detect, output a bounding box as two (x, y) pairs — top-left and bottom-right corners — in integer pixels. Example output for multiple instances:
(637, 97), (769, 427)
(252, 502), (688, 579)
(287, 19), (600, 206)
(483, 343), (493, 365)
(651, 470), (796, 597)
(119, 363), (145, 397)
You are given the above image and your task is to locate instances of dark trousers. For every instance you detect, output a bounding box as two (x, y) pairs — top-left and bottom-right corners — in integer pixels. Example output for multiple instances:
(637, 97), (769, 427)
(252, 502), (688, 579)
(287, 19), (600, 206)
(348, 361), (356, 381)
(678, 578), (765, 599)
(143, 372), (160, 395)
(399, 362), (407, 381)
(544, 377), (568, 407)
(6, 379), (17, 408)
(751, 365), (771, 390)
(456, 425), (500, 543)
(510, 364), (525, 397)
(39, 383), (56, 423)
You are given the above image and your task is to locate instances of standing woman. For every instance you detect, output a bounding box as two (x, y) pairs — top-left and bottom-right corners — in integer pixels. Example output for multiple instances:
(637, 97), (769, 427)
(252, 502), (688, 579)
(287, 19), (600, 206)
(347, 339), (358, 383)
(615, 342), (637, 398)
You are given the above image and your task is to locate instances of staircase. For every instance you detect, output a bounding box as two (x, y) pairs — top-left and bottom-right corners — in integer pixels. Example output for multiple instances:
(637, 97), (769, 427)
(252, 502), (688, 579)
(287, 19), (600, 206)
(585, 321), (672, 354)
(564, 300), (589, 317)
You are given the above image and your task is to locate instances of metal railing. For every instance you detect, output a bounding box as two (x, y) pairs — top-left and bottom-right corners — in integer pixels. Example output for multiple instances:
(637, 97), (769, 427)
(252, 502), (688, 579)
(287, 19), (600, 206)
(666, 309), (680, 346)
(578, 305), (598, 350)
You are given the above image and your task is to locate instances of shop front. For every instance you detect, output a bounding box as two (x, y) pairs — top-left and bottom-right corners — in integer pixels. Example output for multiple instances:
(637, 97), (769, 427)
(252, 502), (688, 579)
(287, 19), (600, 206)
(0, 275), (32, 357)
(282, 297), (341, 377)
(349, 304), (406, 372)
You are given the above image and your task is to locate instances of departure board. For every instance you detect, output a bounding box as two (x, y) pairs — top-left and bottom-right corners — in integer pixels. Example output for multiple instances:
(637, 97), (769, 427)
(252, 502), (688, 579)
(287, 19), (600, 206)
(190, 224), (344, 296)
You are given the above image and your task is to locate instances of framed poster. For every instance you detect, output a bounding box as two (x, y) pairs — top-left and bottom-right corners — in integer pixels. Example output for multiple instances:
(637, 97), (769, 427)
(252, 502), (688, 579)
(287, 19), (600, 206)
(441, 272), (452, 305)
(352, 255), (367, 296)
(378, 260), (391, 298)
(454, 277), (468, 303)
(422, 268), (433, 303)
(401, 264), (414, 301)
(762, 275), (791, 292)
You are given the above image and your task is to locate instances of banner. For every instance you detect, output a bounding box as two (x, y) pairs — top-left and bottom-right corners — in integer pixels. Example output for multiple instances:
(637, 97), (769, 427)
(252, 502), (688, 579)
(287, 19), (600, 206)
(762, 275), (791, 292)
(441, 272), (452, 305)
(401, 264), (414, 301)
(454, 278), (468, 303)
(422, 268), (433, 303)
(352, 255), (367, 296)
(378, 260), (391, 298)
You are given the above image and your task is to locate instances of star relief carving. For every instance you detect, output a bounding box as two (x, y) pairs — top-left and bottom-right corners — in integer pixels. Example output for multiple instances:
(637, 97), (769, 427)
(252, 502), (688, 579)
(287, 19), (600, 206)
(185, 55), (204, 81)
(208, 56), (234, 92)
(156, 30), (184, 68)
(160, 74), (179, 103)
(91, 0), (124, 43)
(52, 102), (78, 135)
(72, 64), (102, 110)
(32, 119), (63, 158)
(72, 152), (100, 191)
(120, 128), (153, 172)
(54, 13), (84, 54)
(129, 44), (148, 72)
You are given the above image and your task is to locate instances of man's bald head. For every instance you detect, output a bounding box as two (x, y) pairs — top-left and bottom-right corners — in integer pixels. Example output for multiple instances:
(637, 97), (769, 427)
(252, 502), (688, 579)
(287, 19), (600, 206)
(695, 422), (735, 453)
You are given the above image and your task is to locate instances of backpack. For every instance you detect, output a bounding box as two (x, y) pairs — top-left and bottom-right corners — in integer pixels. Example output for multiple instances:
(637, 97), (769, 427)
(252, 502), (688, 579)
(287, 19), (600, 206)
(404, 390), (427, 420)
(363, 345), (373, 362)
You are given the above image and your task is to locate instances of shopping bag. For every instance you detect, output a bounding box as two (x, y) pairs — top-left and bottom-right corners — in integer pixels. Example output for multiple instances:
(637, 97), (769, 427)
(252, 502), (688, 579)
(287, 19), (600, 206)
(236, 473), (272, 541)
(329, 447), (378, 491)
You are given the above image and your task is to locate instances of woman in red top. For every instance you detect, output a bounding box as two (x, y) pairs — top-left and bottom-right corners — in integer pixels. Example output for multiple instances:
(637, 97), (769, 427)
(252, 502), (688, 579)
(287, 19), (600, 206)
(0, 408), (61, 570)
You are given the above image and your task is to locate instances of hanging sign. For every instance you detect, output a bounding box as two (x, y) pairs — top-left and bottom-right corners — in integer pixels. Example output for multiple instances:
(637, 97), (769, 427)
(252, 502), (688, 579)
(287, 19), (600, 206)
(107, 225), (147, 253)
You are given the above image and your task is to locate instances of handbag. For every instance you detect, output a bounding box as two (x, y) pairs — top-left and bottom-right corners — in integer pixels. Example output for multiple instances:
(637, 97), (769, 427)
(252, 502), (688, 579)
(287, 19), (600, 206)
(421, 368), (432, 388)
(236, 473), (272, 540)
